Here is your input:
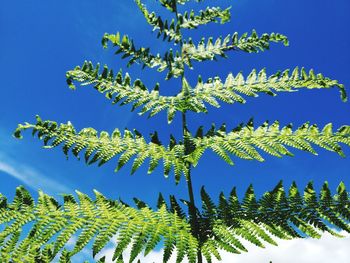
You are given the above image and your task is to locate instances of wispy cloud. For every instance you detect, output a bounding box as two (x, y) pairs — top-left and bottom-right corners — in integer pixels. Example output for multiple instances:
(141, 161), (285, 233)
(0, 153), (71, 194)
(95, 233), (350, 263)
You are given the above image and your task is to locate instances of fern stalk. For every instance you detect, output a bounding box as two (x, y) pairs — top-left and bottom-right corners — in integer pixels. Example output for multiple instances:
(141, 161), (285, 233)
(174, 2), (203, 261)
(182, 111), (203, 263)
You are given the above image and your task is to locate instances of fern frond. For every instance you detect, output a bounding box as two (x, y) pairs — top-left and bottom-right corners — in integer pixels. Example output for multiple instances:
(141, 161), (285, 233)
(0, 187), (197, 263)
(66, 62), (179, 123)
(178, 6), (231, 29)
(188, 67), (347, 110)
(14, 116), (189, 183)
(186, 121), (350, 166)
(135, 0), (182, 43)
(196, 181), (350, 259)
(9, 180), (342, 262)
(101, 32), (165, 69)
(67, 65), (346, 126)
(182, 31), (289, 64)
(158, 0), (206, 12)
(136, 0), (230, 43)
(102, 32), (184, 79)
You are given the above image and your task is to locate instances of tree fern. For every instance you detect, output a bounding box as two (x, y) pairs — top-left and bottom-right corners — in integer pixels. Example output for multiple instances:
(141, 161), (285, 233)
(5, 0), (350, 262)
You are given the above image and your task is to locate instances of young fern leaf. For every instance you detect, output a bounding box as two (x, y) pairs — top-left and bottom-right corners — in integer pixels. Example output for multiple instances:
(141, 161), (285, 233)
(14, 116), (189, 183)
(186, 121), (350, 166)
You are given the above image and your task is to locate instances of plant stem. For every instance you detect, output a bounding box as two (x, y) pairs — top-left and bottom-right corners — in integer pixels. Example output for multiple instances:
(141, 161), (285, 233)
(174, 3), (202, 262)
(182, 112), (203, 263)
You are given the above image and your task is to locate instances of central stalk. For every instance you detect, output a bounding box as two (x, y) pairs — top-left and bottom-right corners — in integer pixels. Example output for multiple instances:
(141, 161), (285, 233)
(174, 2), (202, 261)
(182, 111), (203, 263)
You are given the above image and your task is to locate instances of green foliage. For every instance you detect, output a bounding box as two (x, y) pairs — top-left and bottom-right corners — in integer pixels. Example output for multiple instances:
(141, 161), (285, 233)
(14, 117), (350, 181)
(136, 0), (231, 43)
(0, 186), (195, 263)
(66, 62), (346, 124)
(101, 30), (288, 79)
(8, 0), (350, 262)
(1, 181), (349, 262)
(14, 115), (188, 183)
(186, 121), (350, 166)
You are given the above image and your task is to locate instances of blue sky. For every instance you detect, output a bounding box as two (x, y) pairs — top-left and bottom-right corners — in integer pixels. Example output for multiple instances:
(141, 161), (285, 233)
(0, 0), (349, 262)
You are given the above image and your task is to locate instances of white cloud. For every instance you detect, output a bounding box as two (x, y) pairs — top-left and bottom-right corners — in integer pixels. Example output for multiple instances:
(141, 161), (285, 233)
(96, 233), (350, 263)
(0, 153), (71, 194)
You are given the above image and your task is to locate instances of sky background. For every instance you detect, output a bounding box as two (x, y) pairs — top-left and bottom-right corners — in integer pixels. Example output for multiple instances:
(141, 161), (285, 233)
(0, 0), (349, 262)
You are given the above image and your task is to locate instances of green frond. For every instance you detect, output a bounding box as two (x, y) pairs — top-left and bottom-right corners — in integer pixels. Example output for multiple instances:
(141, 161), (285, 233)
(14, 116), (189, 183)
(186, 67), (347, 111)
(182, 31), (289, 64)
(158, 0), (207, 13)
(194, 181), (350, 259)
(187, 121), (350, 166)
(4, 181), (347, 262)
(101, 32), (166, 68)
(68, 64), (346, 124)
(136, 1), (230, 43)
(65, 65), (346, 128)
(102, 32), (184, 79)
(135, 0), (182, 43)
(67, 61), (182, 122)
(0, 187), (197, 263)
(178, 6), (231, 29)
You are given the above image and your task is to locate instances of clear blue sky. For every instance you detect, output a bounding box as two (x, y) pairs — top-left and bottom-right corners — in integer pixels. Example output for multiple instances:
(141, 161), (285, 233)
(0, 0), (349, 237)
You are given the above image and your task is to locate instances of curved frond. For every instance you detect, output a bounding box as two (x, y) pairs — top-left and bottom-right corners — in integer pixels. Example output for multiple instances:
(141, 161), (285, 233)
(182, 31), (289, 64)
(186, 121), (350, 166)
(14, 116), (188, 183)
(0, 187), (197, 263)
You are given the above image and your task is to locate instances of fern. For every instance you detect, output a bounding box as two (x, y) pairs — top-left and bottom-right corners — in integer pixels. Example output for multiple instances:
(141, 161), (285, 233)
(8, 0), (350, 262)
(1, 181), (349, 262)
